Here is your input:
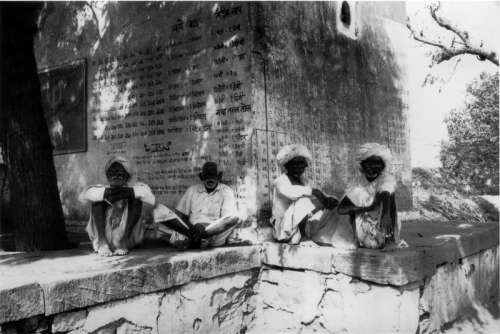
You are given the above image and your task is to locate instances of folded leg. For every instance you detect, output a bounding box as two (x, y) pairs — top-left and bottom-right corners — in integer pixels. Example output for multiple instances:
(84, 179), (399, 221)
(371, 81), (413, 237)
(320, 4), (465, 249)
(114, 199), (143, 255)
(203, 216), (241, 247)
(89, 202), (113, 256)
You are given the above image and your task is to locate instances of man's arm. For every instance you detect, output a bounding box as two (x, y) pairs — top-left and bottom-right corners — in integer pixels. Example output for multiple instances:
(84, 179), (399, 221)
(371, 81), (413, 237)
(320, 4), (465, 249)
(79, 185), (106, 203)
(338, 193), (383, 215)
(275, 176), (312, 200)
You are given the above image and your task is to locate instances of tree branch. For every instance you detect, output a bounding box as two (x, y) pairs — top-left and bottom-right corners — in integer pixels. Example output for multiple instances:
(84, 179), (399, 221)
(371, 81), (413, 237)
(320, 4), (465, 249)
(429, 2), (469, 44)
(407, 1), (499, 67)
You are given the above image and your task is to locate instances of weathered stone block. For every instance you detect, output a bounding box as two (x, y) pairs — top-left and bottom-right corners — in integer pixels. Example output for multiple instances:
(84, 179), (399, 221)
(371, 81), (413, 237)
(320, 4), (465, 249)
(52, 310), (86, 333)
(83, 293), (159, 333)
(420, 246), (499, 333)
(0, 282), (44, 323)
(254, 268), (419, 334)
(157, 269), (259, 333)
(39, 246), (261, 315)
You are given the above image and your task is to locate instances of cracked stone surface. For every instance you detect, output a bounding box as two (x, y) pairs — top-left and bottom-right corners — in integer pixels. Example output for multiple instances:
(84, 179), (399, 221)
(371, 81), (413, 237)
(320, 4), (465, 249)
(420, 246), (499, 334)
(83, 293), (159, 333)
(52, 310), (87, 333)
(252, 268), (420, 334)
(158, 269), (259, 333)
(0, 245), (261, 321)
(0, 222), (498, 332)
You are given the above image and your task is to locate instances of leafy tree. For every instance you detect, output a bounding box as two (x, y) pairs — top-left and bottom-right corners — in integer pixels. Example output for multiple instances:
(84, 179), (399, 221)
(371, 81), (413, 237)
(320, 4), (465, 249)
(440, 73), (499, 194)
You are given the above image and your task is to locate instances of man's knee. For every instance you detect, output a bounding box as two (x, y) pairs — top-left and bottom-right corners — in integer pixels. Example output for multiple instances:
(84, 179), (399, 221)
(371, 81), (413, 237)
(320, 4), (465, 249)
(223, 216), (241, 228)
(91, 201), (106, 212)
(128, 199), (143, 221)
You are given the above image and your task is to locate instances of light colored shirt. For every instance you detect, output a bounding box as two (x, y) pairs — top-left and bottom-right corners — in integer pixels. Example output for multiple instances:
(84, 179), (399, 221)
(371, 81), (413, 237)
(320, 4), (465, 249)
(176, 183), (238, 224)
(271, 173), (312, 225)
(343, 173), (397, 249)
(344, 173), (396, 207)
(78, 182), (155, 206)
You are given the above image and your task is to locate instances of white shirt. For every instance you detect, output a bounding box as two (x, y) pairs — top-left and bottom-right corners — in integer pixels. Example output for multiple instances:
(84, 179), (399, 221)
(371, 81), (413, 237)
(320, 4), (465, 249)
(176, 183), (238, 224)
(78, 182), (155, 206)
(344, 173), (396, 207)
(271, 173), (312, 225)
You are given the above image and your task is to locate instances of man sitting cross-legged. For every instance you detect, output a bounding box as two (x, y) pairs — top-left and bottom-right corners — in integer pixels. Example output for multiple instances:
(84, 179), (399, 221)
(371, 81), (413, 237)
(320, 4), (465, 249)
(79, 156), (155, 256)
(154, 162), (241, 248)
(271, 144), (340, 245)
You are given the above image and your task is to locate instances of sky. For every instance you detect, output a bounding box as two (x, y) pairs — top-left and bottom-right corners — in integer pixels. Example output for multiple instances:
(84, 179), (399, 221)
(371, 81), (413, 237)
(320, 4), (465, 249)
(406, 1), (499, 167)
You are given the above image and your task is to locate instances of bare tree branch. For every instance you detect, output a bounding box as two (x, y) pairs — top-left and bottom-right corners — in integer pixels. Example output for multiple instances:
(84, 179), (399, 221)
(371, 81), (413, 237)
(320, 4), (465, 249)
(429, 2), (469, 44)
(407, 1), (499, 67)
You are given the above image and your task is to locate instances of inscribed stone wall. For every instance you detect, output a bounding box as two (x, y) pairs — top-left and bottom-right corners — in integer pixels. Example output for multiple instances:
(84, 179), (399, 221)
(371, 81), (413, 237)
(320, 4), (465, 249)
(35, 2), (257, 220)
(250, 2), (412, 208)
(35, 1), (412, 225)
(88, 4), (251, 207)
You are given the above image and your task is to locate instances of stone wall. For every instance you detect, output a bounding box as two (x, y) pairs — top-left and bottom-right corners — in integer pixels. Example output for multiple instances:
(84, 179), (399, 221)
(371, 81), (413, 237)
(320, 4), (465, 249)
(1, 221), (498, 333)
(1, 245), (497, 334)
(252, 246), (498, 334)
(250, 1), (411, 208)
(1, 269), (259, 334)
(254, 268), (420, 333)
(35, 2), (256, 222)
(420, 247), (499, 333)
(34, 1), (411, 228)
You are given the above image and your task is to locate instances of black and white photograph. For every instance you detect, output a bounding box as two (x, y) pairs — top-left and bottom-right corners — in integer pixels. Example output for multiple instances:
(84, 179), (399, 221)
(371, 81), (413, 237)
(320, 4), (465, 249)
(0, 1), (498, 333)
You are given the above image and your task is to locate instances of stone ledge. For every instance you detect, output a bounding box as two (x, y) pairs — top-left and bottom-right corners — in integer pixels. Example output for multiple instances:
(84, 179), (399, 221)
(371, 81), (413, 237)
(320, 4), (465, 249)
(263, 221), (499, 286)
(0, 245), (261, 322)
(0, 221), (497, 324)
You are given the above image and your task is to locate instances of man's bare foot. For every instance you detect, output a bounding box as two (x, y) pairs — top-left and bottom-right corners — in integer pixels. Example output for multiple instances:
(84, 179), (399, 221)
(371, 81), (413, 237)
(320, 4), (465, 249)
(299, 240), (319, 247)
(382, 239), (409, 252)
(114, 248), (129, 256)
(97, 244), (113, 257)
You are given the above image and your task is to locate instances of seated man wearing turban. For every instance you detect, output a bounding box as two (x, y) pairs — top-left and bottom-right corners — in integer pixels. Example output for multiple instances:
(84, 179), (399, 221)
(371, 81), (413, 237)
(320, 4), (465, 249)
(79, 156), (155, 256)
(154, 161), (241, 248)
(271, 144), (339, 244)
(337, 143), (407, 249)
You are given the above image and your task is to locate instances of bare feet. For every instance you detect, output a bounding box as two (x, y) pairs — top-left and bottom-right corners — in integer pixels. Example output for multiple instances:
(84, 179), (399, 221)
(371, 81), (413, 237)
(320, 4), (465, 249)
(382, 239), (409, 252)
(299, 240), (319, 247)
(114, 248), (129, 256)
(97, 244), (113, 257)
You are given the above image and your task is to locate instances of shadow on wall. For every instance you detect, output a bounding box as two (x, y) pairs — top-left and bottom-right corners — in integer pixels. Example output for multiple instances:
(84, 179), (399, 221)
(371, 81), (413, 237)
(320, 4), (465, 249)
(256, 2), (408, 207)
(36, 2), (255, 222)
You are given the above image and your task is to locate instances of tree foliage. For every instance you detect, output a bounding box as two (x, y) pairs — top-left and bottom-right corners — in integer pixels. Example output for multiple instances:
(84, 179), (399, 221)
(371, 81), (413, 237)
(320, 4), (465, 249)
(440, 72), (499, 194)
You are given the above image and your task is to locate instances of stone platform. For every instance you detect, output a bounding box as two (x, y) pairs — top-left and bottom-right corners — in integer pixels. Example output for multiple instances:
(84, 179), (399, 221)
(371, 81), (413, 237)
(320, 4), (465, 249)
(0, 221), (498, 333)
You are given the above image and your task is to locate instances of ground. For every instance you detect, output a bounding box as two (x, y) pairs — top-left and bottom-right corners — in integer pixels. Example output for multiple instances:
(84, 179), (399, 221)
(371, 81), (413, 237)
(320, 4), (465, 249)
(401, 167), (499, 224)
(402, 167), (500, 334)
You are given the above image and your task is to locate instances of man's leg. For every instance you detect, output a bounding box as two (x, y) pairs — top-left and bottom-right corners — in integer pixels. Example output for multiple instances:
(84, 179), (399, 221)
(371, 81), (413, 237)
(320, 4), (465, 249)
(382, 193), (408, 250)
(203, 216), (241, 247)
(114, 199), (143, 255)
(203, 216), (240, 237)
(90, 202), (113, 256)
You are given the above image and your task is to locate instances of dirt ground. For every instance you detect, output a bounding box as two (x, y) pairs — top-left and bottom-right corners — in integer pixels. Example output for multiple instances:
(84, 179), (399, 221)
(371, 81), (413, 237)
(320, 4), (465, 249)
(400, 168), (499, 225)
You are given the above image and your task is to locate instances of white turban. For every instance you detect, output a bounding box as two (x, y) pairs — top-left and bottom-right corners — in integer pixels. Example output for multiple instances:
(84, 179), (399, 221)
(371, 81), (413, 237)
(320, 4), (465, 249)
(104, 156), (133, 177)
(276, 144), (312, 168)
(355, 143), (393, 167)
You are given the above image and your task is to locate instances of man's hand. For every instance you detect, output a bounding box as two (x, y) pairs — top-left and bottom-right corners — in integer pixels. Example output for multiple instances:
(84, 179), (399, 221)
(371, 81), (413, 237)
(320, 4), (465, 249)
(325, 197), (339, 210)
(312, 188), (331, 208)
(104, 187), (135, 203)
(313, 189), (339, 210)
(188, 224), (206, 247)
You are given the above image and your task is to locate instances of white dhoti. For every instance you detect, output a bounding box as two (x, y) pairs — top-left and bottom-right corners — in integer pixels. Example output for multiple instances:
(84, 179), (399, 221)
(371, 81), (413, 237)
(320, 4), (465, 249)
(272, 197), (356, 248)
(153, 204), (240, 247)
